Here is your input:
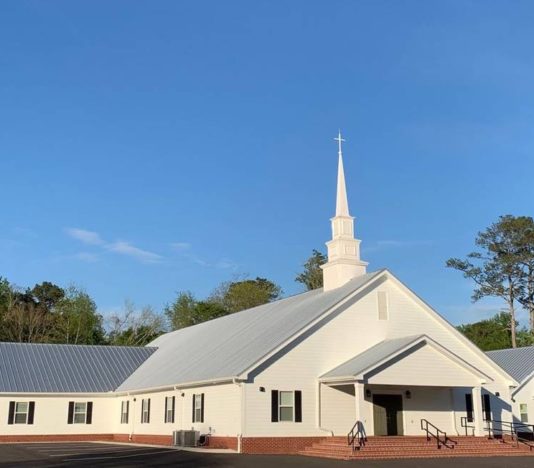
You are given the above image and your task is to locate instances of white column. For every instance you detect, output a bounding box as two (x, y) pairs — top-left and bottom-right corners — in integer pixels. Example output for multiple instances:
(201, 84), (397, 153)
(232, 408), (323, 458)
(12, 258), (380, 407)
(354, 382), (369, 437)
(472, 386), (484, 436)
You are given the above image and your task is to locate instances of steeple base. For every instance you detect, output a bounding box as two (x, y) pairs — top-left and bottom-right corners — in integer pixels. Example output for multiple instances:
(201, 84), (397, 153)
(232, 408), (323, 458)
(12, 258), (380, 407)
(321, 259), (368, 291)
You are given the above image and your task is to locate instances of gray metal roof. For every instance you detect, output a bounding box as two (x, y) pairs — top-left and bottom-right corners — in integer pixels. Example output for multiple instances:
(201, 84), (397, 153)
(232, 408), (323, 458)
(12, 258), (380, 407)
(118, 270), (385, 391)
(321, 335), (424, 379)
(486, 346), (534, 383)
(0, 343), (156, 393)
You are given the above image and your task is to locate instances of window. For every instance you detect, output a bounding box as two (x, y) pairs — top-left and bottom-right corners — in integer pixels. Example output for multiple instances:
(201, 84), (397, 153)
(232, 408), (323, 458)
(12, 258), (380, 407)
(520, 404), (529, 423)
(8, 401), (35, 425)
(377, 291), (388, 320)
(67, 401), (93, 424)
(279, 391), (294, 421)
(165, 396), (175, 423)
(271, 390), (302, 423)
(141, 398), (150, 424)
(120, 401), (129, 424)
(193, 394), (204, 423)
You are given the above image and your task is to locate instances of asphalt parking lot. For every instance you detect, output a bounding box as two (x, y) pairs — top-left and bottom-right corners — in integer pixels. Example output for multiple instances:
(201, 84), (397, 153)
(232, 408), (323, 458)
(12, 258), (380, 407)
(0, 442), (534, 468)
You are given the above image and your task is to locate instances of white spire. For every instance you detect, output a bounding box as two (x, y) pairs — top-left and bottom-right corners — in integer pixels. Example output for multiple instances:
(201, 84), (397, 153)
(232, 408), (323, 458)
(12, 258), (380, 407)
(321, 130), (368, 291)
(334, 130), (350, 217)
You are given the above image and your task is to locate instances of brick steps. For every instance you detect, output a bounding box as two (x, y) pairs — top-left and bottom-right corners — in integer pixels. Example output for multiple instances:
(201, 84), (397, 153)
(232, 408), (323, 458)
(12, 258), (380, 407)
(299, 436), (534, 460)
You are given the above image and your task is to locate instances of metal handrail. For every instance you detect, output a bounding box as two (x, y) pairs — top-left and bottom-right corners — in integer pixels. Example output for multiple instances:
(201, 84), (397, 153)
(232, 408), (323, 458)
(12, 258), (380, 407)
(485, 419), (534, 451)
(347, 420), (366, 452)
(460, 416), (476, 436)
(420, 419), (457, 449)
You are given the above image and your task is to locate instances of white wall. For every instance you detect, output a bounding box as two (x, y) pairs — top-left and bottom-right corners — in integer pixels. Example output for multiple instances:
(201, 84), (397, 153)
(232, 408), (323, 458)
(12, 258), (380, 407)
(320, 384), (355, 435)
(0, 395), (117, 435)
(243, 275), (515, 437)
(513, 378), (534, 427)
(116, 383), (241, 438)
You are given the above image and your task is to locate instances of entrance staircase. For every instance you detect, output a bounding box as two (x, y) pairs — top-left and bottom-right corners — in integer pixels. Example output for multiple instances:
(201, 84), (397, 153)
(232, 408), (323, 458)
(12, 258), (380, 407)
(299, 436), (534, 460)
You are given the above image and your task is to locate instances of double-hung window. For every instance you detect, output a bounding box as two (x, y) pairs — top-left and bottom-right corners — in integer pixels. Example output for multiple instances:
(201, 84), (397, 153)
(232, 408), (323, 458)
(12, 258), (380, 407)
(67, 401), (93, 424)
(141, 398), (150, 424)
(120, 401), (129, 424)
(165, 396), (175, 423)
(7, 401), (35, 425)
(279, 391), (294, 422)
(192, 394), (204, 423)
(520, 403), (529, 423)
(271, 390), (302, 423)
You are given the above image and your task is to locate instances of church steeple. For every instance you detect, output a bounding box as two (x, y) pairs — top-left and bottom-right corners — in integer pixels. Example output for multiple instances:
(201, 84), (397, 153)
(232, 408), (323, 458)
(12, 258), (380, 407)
(321, 131), (368, 291)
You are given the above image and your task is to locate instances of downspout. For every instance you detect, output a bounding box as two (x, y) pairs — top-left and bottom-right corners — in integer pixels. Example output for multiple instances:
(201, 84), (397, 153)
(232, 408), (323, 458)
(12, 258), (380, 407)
(234, 378), (245, 453)
(317, 381), (334, 436)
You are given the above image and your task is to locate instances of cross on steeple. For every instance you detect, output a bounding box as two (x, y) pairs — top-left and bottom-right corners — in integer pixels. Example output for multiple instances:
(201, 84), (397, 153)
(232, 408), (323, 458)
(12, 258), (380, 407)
(334, 130), (345, 156)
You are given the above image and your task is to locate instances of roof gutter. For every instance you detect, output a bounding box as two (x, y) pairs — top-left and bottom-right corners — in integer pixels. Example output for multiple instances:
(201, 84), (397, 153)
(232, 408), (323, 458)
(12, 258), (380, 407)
(115, 376), (242, 396)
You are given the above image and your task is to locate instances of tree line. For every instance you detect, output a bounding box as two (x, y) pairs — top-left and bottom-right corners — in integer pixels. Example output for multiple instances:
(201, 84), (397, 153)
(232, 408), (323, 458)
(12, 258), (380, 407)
(1, 214), (532, 350)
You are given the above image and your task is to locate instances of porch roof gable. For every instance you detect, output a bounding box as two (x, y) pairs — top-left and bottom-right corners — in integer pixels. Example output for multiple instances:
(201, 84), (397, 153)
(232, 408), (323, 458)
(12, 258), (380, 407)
(320, 334), (492, 384)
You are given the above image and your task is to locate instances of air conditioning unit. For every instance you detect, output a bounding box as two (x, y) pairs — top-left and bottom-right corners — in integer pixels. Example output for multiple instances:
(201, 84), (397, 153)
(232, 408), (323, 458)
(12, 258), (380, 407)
(172, 430), (199, 447)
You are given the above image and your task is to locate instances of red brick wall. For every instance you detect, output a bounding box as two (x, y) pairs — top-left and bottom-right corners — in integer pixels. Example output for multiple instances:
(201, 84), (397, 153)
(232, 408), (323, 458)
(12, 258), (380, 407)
(113, 434), (173, 445)
(241, 436), (326, 454)
(0, 434), (115, 443)
(207, 436), (238, 450)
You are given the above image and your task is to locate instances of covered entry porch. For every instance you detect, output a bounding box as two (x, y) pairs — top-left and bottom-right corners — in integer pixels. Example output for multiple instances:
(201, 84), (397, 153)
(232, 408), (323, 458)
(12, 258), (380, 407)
(318, 335), (493, 437)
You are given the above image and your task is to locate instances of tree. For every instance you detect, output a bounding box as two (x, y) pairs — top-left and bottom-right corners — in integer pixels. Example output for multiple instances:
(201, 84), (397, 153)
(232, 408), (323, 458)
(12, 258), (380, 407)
(165, 292), (227, 330)
(53, 286), (105, 345)
(107, 302), (165, 346)
(457, 312), (534, 351)
(211, 277), (282, 313)
(295, 249), (326, 291)
(30, 282), (65, 312)
(447, 216), (529, 348)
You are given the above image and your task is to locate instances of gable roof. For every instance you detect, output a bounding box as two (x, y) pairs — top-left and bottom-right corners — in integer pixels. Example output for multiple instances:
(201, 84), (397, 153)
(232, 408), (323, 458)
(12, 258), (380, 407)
(117, 270), (385, 392)
(320, 335), (424, 380)
(320, 334), (492, 383)
(486, 346), (534, 383)
(0, 342), (156, 393)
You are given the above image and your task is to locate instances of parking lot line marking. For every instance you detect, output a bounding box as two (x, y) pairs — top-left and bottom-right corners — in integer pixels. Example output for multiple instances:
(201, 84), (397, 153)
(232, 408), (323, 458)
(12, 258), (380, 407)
(62, 448), (174, 461)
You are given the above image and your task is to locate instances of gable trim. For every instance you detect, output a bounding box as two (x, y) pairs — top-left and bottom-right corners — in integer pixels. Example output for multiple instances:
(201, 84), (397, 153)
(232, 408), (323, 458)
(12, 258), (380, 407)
(385, 272), (519, 386)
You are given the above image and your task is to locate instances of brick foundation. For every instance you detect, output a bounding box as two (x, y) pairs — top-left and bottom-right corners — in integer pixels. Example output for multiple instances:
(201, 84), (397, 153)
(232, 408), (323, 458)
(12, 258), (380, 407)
(114, 434), (173, 446)
(241, 437), (326, 454)
(0, 434), (115, 443)
(206, 436), (238, 450)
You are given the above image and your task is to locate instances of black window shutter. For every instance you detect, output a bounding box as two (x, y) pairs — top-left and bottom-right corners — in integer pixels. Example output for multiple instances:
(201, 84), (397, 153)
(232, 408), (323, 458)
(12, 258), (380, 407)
(465, 394), (473, 422)
(482, 394), (491, 421)
(141, 400), (144, 422)
(271, 390), (279, 422)
(147, 399), (151, 424)
(126, 400), (129, 424)
(294, 391), (302, 423)
(172, 396), (176, 423)
(164, 398), (167, 423)
(200, 393), (205, 423)
(192, 395), (195, 422)
(28, 401), (35, 425)
(67, 401), (74, 424)
(86, 402), (93, 425)
(8, 401), (15, 425)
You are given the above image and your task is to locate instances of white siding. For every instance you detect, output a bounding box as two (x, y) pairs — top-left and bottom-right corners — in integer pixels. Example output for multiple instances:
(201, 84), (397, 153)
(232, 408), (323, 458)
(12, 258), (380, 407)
(243, 276), (514, 437)
(117, 383), (241, 438)
(513, 378), (534, 426)
(368, 345), (480, 387)
(320, 384), (356, 435)
(0, 395), (118, 435)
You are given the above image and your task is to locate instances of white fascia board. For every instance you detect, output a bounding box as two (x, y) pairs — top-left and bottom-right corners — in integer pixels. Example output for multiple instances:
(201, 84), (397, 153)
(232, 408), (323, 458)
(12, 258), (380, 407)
(386, 272), (518, 387)
(115, 377), (239, 396)
(236, 270), (388, 380)
(319, 335), (491, 384)
(0, 392), (115, 398)
(511, 371), (534, 397)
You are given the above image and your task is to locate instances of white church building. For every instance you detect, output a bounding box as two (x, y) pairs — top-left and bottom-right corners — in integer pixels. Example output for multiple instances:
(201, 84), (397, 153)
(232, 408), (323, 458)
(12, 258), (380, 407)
(0, 134), (532, 458)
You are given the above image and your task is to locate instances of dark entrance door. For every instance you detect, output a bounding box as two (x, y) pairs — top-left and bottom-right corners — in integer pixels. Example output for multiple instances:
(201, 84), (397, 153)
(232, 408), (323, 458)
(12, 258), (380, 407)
(373, 394), (404, 436)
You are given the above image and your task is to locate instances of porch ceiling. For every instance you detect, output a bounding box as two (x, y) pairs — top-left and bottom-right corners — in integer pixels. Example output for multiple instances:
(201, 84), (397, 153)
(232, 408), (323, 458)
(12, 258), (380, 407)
(320, 334), (492, 386)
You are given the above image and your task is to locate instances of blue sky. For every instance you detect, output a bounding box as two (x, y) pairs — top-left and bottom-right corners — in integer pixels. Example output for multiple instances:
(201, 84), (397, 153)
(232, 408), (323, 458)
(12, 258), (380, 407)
(1, 1), (533, 325)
